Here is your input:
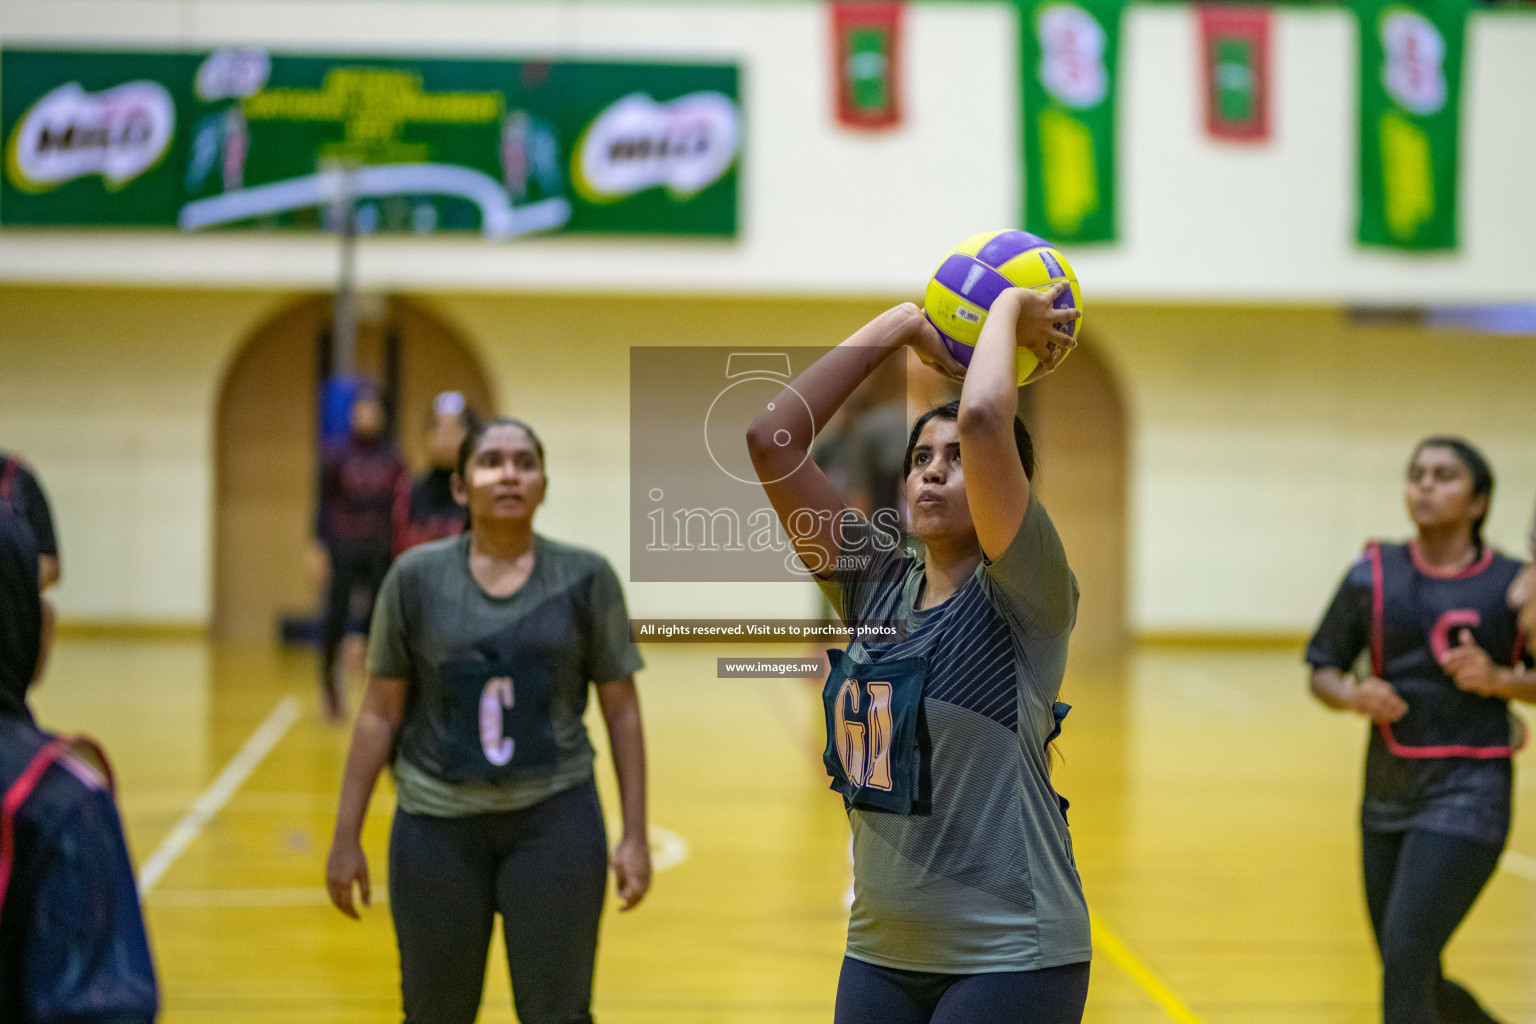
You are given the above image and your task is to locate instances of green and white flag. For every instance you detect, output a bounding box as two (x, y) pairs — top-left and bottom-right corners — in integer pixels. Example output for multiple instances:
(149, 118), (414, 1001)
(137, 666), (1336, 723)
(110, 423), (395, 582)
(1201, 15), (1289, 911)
(1355, 0), (1468, 250)
(1019, 0), (1123, 244)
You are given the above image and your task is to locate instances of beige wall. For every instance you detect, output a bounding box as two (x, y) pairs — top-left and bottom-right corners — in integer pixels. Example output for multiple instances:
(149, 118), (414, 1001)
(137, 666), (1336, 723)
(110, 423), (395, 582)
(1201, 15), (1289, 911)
(0, 287), (278, 623)
(1088, 306), (1536, 634)
(2, 285), (1532, 636)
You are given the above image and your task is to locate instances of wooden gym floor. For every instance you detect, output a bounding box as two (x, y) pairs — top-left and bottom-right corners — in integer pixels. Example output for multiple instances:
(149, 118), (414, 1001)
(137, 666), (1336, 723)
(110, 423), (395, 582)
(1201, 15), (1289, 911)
(30, 638), (1536, 1024)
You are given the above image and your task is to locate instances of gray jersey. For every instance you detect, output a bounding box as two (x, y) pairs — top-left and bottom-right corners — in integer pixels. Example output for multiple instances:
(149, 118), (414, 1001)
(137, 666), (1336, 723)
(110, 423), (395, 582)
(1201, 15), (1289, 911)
(817, 497), (1090, 972)
(368, 533), (643, 818)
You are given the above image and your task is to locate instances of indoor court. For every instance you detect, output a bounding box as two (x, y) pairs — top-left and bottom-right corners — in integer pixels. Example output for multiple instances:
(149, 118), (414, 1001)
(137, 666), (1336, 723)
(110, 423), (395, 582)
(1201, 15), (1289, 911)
(3, 3), (1536, 1024)
(30, 637), (1536, 1024)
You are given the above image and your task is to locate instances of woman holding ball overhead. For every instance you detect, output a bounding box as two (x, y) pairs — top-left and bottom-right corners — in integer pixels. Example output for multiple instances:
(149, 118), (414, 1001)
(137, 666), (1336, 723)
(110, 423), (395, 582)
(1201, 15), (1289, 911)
(1307, 438), (1536, 1024)
(326, 416), (650, 1024)
(746, 272), (1087, 1024)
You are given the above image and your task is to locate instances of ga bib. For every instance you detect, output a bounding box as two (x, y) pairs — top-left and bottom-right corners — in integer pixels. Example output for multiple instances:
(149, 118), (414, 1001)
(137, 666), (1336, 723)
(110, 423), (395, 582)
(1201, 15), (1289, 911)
(821, 648), (931, 815)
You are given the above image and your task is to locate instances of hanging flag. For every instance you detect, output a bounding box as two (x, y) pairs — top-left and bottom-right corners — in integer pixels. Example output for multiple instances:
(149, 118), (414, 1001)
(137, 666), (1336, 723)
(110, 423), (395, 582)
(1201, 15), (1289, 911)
(830, 2), (904, 130)
(1197, 5), (1272, 142)
(1354, 0), (1467, 250)
(1019, 0), (1124, 243)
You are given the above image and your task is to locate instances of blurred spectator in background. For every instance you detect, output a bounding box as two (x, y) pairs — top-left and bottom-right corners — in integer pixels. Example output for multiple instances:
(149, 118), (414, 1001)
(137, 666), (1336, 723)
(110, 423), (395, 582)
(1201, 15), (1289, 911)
(843, 352), (908, 521)
(311, 384), (405, 722)
(0, 453), (60, 589)
(392, 392), (476, 557)
(844, 399), (907, 520)
(811, 352), (908, 520)
(0, 510), (157, 1024)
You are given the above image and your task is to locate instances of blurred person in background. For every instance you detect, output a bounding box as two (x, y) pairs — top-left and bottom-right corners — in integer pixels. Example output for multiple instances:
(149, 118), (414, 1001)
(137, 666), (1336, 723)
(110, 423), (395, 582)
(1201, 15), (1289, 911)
(0, 452), (61, 589)
(393, 391), (476, 557)
(1307, 438), (1535, 1024)
(326, 416), (649, 1024)
(0, 510), (157, 1023)
(842, 355), (908, 522)
(311, 384), (406, 722)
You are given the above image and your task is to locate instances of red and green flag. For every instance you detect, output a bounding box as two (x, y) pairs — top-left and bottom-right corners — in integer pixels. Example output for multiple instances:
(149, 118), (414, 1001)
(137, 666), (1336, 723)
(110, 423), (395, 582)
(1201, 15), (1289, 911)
(1197, 5), (1272, 142)
(1018, 0), (1125, 244)
(830, 2), (904, 130)
(1355, 0), (1468, 250)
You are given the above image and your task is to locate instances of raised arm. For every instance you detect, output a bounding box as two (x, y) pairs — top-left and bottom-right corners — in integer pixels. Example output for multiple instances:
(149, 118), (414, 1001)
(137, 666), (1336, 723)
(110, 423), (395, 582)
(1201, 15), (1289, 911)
(326, 674), (407, 918)
(745, 304), (960, 578)
(956, 285), (1078, 559)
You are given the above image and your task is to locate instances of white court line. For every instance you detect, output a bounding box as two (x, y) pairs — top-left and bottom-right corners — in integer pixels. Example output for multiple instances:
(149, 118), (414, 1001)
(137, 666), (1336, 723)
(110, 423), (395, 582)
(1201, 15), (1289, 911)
(648, 824), (690, 872)
(1500, 849), (1536, 883)
(136, 696), (303, 896)
(147, 886), (341, 908)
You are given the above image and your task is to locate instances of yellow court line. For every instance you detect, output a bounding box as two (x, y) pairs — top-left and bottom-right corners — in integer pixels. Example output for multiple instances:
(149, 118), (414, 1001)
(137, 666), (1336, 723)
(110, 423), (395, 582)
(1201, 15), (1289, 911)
(1090, 912), (1205, 1024)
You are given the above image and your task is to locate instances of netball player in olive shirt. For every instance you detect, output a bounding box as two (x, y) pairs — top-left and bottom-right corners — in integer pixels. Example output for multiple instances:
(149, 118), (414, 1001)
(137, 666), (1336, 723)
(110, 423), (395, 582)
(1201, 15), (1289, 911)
(747, 286), (1088, 1024)
(326, 417), (650, 1024)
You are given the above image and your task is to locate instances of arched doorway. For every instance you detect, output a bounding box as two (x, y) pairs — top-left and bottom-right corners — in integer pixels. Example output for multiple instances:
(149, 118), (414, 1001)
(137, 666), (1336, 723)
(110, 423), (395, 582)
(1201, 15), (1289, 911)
(213, 295), (495, 642)
(1031, 331), (1128, 657)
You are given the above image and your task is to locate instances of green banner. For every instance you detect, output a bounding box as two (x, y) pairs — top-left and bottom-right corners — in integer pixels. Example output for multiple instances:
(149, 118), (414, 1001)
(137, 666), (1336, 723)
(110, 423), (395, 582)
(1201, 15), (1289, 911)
(1, 48), (740, 237)
(1019, 0), (1122, 244)
(1355, 0), (1467, 250)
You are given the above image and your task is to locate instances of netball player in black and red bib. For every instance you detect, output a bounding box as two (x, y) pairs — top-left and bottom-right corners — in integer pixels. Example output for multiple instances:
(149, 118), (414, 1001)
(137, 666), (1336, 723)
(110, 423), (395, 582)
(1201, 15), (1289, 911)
(393, 392), (476, 557)
(1307, 437), (1535, 1024)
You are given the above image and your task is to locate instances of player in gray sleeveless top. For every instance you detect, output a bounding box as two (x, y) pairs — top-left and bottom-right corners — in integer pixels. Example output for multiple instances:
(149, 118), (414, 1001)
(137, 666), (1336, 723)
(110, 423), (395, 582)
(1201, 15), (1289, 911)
(747, 288), (1090, 1023)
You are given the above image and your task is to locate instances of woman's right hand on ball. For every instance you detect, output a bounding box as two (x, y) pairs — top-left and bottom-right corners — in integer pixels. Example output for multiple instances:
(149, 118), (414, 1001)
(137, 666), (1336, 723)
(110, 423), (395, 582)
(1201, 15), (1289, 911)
(1349, 677), (1408, 724)
(892, 303), (967, 381)
(325, 837), (371, 919)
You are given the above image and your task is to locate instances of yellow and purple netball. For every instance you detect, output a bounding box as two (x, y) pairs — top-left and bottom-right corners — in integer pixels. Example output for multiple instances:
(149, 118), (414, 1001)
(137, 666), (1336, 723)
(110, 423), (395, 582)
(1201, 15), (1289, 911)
(923, 230), (1083, 384)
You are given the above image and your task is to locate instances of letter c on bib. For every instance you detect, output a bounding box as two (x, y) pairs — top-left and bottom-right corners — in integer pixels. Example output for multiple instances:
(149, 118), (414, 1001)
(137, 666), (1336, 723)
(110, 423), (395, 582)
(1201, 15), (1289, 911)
(1430, 609), (1481, 663)
(479, 676), (515, 766)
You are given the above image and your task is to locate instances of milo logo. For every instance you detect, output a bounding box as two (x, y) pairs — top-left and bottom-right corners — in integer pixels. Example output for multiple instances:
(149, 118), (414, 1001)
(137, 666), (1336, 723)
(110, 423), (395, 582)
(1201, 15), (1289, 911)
(7, 80), (175, 192)
(1381, 10), (1447, 116)
(1037, 4), (1109, 110)
(573, 91), (739, 203)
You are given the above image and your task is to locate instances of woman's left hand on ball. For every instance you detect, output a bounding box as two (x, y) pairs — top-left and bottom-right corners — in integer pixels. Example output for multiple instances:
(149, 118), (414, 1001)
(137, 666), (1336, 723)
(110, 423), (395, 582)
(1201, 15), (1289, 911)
(611, 832), (653, 911)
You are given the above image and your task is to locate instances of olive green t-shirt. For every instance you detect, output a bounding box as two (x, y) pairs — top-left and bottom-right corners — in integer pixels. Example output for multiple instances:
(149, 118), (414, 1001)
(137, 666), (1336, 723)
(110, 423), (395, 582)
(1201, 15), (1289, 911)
(368, 532), (643, 817)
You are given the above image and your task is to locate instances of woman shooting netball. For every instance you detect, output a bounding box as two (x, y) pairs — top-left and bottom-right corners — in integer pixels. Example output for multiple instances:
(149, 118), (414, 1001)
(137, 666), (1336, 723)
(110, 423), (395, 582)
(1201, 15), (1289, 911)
(746, 285), (1091, 1024)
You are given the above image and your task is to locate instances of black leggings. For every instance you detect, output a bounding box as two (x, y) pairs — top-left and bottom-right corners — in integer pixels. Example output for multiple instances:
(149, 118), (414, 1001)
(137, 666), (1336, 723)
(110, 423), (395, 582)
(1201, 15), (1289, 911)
(1362, 829), (1504, 1024)
(388, 782), (609, 1024)
(320, 540), (390, 679)
(833, 957), (1089, 1024)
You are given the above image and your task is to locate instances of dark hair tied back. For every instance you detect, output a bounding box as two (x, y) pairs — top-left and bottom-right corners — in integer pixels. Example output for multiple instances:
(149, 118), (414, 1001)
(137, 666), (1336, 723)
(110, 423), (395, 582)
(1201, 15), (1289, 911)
(1411, 435), (1494, 550)
(903, 400), (1035, 481)
(457, 416), (546, 479)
